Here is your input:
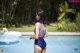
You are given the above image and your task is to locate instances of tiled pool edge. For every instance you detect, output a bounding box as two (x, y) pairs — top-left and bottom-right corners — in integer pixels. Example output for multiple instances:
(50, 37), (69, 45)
(21, 32), (80, 36)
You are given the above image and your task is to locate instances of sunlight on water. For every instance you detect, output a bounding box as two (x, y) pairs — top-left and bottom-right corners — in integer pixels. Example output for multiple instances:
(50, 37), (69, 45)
(0, 36), (80, 53)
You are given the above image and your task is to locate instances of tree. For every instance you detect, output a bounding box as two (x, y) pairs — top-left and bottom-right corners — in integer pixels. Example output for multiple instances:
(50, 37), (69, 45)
(0, 0), (19, 28)
(57, 1), (76, 29)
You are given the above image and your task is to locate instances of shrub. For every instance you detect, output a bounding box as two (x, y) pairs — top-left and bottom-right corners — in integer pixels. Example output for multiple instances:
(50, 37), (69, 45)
(76, 12), (80, 31)
(58, 18), (77, 32)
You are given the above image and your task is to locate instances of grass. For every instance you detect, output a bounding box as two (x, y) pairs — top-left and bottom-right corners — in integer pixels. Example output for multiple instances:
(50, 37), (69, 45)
(7, 23), (59, 32)
(0, 23), (79, 32)
(8, 25), (35, 32)
(47, 23), (59, 32)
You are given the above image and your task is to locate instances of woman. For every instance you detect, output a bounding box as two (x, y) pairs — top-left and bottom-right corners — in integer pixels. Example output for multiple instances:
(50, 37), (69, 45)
(30, 9), (48, 53)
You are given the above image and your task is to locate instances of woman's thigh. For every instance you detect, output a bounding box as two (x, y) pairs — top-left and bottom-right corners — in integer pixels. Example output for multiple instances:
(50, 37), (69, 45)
(34, 45), (42, 53)
(42, 47), (46, 53)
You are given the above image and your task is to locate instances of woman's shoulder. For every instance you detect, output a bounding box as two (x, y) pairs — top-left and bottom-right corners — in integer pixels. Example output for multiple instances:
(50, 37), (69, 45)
(35, 22), (40, 27)
(35, 22), (40, 25)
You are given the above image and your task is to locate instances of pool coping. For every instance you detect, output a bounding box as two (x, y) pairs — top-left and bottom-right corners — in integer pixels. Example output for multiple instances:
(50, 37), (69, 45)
(21, 32), (80, 36)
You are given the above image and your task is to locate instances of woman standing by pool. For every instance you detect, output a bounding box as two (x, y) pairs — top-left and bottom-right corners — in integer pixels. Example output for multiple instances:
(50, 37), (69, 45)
(30, 8), (48, 53)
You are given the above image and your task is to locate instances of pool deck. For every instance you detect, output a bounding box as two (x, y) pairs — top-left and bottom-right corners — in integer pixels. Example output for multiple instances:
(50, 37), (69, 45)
(21, 32), (80, 36)
(0, 31), (80, 36)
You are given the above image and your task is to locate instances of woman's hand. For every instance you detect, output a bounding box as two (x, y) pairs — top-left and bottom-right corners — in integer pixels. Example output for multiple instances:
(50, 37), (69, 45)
(30, 36), (34, 39)
(30, 36), (32, 39)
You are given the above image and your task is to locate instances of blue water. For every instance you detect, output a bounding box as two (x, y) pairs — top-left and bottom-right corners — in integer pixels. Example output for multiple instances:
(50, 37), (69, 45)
(0, 36), (80, 53)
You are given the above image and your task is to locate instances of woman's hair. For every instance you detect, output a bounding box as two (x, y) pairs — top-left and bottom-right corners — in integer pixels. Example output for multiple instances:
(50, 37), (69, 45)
(36, 8), (47, 24)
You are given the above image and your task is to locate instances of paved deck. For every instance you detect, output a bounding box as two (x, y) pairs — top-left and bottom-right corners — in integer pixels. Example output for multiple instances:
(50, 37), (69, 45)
(21, 32), (80, 36)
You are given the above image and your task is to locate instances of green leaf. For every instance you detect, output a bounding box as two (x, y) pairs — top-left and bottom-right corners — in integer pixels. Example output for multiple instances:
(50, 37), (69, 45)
(58, 12), (65, 21)
(65, 2), (69, 10)
(59, 3), (65, 12)
(66, 9), (76, 14)
(0, 18), (3, 21)
(59, 1), (69, 12)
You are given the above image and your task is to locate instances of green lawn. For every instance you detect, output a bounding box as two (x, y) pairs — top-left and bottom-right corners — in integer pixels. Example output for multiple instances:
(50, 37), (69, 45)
(8, 23), (59, 32)
(0, 23), (78, 32)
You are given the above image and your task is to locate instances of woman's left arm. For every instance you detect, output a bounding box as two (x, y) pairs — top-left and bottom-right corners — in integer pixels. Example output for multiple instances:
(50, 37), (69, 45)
(30, 23), (40, 39)
(44, 26), (48, 38)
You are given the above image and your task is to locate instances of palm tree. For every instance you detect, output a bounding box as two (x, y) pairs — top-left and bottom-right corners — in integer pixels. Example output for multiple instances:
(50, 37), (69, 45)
(57, 1), (76, 29)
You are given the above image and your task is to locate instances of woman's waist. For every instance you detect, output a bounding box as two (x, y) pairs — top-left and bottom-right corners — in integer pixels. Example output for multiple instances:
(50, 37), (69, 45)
(38, 36), (44, 39)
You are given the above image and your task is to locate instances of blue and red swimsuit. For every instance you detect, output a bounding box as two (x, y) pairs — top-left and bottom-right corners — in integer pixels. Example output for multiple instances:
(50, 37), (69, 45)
(34, 23), (46, 49)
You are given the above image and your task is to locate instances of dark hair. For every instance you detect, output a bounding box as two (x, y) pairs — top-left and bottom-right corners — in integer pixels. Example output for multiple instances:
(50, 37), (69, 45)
(36, 8), (47, 24)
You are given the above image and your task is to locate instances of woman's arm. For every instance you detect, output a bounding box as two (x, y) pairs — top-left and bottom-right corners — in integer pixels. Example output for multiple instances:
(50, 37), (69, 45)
(44, 24), (48, 38)
(30, 22), (40, 39)
(44, 26), (48, 38)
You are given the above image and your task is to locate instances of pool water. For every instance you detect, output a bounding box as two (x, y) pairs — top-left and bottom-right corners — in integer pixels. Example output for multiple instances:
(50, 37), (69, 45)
(0, 36), (80, 53)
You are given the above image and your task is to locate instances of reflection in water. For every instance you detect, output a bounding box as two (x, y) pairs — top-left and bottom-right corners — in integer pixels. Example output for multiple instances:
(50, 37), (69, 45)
(73, 48), (79, 53)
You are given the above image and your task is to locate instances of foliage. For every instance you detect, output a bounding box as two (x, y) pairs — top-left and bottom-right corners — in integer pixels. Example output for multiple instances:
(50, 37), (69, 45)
(0, 0), (80, 32)
(57, 1), (76, 29)
(58, 19), (77, 31)
(12, 16), (21, 27)
(0, 18), (3, 22)
(0, 18), (3, 28)
(0, 23), (3, 28)
(76, 12), (80, 31)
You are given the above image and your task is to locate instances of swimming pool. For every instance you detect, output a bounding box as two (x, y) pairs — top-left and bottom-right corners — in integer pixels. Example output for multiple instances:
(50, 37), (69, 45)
(0, 32), (80, 53)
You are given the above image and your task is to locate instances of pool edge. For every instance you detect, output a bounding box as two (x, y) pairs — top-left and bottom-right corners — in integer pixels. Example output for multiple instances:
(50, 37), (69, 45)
(21, 32), (80, 36)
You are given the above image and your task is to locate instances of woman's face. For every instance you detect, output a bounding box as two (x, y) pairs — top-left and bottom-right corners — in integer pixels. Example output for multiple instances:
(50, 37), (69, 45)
(36, 14), (40, 20)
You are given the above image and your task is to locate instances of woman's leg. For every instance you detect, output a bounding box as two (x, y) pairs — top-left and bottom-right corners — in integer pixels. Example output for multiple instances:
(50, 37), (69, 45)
(34, 45), (42, 53)
(42, 47), (46, 53)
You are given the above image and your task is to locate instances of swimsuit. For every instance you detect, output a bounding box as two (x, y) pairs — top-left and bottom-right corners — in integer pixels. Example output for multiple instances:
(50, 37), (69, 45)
(34, 23), (46, 50)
